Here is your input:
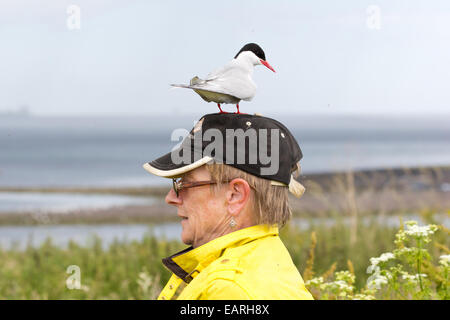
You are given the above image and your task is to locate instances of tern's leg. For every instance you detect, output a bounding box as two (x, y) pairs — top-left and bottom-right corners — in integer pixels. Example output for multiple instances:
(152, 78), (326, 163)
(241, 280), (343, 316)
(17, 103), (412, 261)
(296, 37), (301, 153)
(217, 103), (227, 113)
(235, 104), (240, 114)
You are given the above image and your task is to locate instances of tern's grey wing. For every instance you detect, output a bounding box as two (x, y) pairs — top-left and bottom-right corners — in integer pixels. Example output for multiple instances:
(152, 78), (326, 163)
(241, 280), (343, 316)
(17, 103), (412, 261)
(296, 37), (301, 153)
(170, 76), (213, 89)
(170, 82), (231, 95)
(170, 83), (194, 89)
(171, 76), (255, 101)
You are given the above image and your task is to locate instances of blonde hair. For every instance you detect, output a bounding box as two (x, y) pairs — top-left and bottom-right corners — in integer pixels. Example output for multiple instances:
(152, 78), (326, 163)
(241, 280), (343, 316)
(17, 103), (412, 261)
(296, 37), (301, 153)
(205, 163), (292, 227)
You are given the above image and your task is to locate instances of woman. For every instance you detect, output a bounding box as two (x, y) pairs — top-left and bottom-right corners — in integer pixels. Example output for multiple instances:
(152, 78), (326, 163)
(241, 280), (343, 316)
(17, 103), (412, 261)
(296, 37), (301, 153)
(143, 113), (313, 300)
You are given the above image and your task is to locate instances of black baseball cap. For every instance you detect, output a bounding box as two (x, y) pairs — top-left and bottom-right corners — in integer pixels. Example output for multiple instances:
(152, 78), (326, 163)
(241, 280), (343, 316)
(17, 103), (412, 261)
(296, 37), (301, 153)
(143, 113), (305, 197)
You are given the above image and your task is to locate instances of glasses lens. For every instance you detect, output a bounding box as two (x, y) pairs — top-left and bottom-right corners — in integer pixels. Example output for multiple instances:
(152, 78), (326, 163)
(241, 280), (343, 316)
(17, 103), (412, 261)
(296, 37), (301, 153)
(172, 179), (179, 197)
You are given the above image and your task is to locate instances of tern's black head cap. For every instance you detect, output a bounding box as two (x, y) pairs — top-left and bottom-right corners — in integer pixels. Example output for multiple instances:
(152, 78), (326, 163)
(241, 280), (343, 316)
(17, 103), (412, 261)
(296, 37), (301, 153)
(234, 43), (266, 61)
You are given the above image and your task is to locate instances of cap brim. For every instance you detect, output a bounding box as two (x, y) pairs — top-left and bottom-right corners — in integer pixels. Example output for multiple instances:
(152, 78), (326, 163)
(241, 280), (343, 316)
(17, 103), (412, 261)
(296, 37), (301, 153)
(143, 150), (213, 179)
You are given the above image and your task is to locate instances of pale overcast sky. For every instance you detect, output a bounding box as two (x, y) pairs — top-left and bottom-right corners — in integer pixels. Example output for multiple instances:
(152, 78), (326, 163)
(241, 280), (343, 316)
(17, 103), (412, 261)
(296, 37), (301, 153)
(1, 0), (450, 116)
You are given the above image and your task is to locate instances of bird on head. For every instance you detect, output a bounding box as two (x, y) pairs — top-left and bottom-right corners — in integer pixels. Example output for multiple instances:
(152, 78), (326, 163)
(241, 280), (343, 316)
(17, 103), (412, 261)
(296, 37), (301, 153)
(171, 43), (276, 114)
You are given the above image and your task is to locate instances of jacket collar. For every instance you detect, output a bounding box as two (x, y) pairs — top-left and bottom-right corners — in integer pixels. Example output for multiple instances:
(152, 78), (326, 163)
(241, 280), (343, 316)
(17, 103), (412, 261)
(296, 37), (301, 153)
(162, 224), (278, 283)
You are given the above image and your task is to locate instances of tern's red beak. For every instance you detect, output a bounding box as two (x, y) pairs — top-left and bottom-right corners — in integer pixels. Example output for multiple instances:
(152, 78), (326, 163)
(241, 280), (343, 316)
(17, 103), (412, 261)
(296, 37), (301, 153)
(260, 59), (276, 72)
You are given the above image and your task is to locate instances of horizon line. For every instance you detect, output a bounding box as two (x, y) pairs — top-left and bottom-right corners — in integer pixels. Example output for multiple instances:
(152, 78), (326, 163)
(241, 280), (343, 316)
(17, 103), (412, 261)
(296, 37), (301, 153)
(2, 111), (450, 118)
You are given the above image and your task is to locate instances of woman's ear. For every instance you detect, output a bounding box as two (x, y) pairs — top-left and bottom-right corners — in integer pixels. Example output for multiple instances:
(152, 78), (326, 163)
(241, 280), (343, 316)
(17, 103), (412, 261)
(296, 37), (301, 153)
(225, 178), (251, 216)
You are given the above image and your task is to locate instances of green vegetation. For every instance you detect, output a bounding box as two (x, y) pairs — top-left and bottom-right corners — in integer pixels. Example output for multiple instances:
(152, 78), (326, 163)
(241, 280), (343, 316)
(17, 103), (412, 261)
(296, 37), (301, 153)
(0, 214), (448, 299)
(0, 234), (182, 299)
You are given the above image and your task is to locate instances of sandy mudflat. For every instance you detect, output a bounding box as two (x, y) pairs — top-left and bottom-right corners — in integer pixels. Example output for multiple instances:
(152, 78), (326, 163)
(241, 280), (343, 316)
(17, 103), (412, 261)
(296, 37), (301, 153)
(1, 165), (449, 225)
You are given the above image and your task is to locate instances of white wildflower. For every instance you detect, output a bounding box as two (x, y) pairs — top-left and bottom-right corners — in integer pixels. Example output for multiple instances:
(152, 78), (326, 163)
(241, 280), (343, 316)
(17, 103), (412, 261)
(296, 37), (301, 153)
(367, 252), (395, 273)
(319, 282), (329, 291)
(367, 274), (388, 290)
(335, 271), (356, 284)
(404, 221), (438, 238)
(367, 264), (378, 274)
(395, 230), (407, 243)
(351, 293), (375, 300)
(319, 280), (353, 294)
(394, 247), (415, 256)
(379, 252), (395, 262)
(333, 280), (353, 292)
(79, 284), (90, 292)
(305, 277), (324, 287)
(439, 254), (450, 267)
(384, 270), (393, 280)
(137, 271), (153, 294)
(401, 272), (427, 285)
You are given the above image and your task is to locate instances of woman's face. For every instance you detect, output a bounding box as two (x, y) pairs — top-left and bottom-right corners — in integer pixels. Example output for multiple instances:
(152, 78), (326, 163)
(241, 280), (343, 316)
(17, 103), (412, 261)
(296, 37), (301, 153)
(165, 166), (229, 248)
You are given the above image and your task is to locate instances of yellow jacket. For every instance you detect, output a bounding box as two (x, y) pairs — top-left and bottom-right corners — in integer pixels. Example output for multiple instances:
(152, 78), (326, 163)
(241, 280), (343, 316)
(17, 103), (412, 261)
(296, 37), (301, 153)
(158, 224), (313, 300)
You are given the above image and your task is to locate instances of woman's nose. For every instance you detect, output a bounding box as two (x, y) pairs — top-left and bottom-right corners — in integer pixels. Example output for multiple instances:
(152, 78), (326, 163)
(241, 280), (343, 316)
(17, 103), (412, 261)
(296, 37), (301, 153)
(165, 188), (182, 205)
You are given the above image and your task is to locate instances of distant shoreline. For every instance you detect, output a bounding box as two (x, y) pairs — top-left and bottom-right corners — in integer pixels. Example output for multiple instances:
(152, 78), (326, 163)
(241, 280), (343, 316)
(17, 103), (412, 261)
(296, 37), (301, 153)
(0, 164), (449, 226)
(0, 164), (449, 195)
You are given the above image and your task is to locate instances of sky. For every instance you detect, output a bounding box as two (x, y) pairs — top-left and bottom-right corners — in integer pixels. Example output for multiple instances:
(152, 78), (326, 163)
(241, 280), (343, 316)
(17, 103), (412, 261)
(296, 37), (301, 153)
(1, 0), (450, 116)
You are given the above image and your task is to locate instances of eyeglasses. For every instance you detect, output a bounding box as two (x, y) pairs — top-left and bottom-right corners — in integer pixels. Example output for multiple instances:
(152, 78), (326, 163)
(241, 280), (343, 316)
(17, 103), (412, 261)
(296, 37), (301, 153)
(172, 178), (233, 197)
